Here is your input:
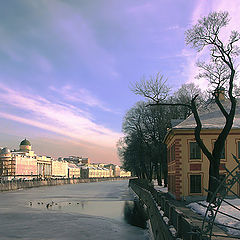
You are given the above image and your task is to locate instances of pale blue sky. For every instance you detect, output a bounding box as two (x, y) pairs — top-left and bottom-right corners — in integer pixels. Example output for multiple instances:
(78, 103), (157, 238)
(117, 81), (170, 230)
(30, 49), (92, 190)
(0, 0), (239, 164)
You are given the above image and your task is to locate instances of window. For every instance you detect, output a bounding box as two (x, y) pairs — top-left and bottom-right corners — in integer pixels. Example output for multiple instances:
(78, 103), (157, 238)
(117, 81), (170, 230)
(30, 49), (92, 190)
(190, 142), (201, 159)
(190, 175), (201, 193)
(168, 144), (175, 163)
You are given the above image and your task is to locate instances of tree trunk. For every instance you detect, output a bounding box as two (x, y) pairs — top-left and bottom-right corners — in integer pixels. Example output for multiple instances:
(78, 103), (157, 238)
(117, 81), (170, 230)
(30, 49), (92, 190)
(154, 162), (162, 186)
(206, 160), (220, 202)
(148, 162), (154, 182)
(161, 144), (168, 187)
(158, 163), (162, 186)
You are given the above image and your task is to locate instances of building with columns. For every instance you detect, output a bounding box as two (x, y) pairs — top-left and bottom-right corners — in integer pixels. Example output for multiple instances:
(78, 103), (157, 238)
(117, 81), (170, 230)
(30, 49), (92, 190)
(0, 139), (52, 180)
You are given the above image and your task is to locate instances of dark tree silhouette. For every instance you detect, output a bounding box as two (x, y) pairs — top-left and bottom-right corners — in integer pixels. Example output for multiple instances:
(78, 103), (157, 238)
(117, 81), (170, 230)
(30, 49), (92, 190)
(132, 12), (240, 202)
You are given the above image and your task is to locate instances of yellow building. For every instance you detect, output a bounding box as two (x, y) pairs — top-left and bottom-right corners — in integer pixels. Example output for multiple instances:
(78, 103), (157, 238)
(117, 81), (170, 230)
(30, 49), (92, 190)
(68, 163), (81, 178)
(52, 160), (68, 178)
(120, 169), (131, 177)
(80, 165), (111, 178)
(164, 99), (240, 200)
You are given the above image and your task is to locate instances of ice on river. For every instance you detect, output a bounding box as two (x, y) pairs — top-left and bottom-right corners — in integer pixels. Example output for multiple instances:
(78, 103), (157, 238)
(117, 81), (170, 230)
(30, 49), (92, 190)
(0, 180), (149, 240)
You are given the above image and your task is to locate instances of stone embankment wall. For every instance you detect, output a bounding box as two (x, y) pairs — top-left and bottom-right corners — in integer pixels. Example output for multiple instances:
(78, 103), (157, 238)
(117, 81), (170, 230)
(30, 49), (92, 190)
(129, 179), (201, 240)
(0, 177), (130, 191)
(129, 179), (232, 240)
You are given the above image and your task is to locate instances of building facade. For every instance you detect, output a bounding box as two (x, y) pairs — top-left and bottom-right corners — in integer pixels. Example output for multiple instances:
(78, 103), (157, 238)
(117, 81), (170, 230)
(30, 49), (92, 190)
(165, 99), (240, 200)
(0, 139), (52, 179)
(52, 160), (68, 178)
(0, 139), (131, 180)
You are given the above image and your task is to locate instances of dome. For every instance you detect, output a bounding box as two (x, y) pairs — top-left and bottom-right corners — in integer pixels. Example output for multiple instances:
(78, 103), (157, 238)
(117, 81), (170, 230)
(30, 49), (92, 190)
(1, 147), (10, 154)
(20, 139), (31, 146)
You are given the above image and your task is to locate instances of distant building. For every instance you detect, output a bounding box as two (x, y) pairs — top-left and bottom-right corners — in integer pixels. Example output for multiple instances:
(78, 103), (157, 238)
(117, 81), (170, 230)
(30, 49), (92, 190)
(80, 163), (130, 178)
(80, 165), (110, 178)
(120, 169), (131, 177)
(113, 165), (121, 177)
(52, 159), (68, 178)
(0, 139), (130, 180)
(68, 163), (80, 178)
(0, 139), (52, 180)
(62, 156), (90, 165)
(81, 157), (90, 164)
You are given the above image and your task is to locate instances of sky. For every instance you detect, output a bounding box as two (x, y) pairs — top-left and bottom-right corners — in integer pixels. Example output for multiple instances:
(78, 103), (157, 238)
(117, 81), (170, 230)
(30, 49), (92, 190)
(0, 0), (239, 164)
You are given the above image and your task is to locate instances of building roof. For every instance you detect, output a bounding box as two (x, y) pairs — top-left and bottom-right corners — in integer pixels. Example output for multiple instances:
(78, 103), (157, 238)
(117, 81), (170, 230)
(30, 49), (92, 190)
(173, 100), (240, 130)
(1, 147), (10, 154)
(20, 139), (31, 146)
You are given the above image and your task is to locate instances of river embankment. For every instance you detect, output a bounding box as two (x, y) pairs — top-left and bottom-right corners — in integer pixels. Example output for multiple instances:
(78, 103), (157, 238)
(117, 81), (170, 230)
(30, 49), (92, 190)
(0, 177), (131, 191)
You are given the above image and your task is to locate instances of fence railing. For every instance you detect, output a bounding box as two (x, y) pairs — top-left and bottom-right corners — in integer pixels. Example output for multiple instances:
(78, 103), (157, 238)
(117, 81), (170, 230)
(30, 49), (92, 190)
(129, 178), (203, 240)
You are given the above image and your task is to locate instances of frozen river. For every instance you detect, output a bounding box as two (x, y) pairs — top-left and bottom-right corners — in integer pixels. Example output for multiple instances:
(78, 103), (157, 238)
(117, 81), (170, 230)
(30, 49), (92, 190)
(0, 180), (149, 240)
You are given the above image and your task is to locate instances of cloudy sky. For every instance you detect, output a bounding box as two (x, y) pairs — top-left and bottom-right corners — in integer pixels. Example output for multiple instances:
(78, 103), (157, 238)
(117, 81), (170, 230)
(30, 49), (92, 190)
(0, 0), (239, 164)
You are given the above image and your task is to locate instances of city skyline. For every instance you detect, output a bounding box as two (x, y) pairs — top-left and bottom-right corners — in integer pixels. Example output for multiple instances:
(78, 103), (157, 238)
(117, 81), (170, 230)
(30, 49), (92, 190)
(0, 0), (239, 164)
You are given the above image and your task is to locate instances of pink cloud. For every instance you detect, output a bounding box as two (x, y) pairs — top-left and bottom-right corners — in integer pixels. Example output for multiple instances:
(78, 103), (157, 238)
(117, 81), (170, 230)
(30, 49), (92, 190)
(49, 85), (114, 113)
(0, 83), (122, 148)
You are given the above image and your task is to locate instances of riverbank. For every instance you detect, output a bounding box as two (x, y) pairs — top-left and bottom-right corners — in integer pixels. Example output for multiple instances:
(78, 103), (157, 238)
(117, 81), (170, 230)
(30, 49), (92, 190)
(0, 177), (131, 191)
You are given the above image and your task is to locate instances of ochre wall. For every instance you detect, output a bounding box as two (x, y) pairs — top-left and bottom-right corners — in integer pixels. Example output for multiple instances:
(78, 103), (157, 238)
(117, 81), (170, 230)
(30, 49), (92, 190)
(166, 129), (240, 199)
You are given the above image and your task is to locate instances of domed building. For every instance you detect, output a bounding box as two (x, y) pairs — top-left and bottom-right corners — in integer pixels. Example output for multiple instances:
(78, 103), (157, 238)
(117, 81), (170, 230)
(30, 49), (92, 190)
(20, 139), (32, 152)
(0, 139), (52, 180)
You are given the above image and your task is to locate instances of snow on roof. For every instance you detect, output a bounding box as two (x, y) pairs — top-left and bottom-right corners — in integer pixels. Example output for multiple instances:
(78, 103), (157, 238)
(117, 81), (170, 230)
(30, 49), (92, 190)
(173, 100), (240, 130)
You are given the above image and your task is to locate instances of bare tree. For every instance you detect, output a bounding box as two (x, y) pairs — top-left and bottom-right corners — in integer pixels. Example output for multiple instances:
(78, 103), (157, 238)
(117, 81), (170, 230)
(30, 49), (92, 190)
(132, 11), (240, 202)
(173, 83), (205, 119)
(186, 11), (239, 202)
(132, 72), (170, 103)
(119, 101), (171, 184)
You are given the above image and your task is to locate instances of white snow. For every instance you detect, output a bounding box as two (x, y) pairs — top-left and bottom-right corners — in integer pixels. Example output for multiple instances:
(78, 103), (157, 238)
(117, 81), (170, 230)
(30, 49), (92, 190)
(187, 199), (240, 236)
(169, 225), (177, 237)
(153, 180), (168, 193)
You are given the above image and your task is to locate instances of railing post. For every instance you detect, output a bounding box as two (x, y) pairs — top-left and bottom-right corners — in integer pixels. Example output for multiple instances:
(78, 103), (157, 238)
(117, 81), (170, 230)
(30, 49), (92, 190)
(176, 211), (183, 238)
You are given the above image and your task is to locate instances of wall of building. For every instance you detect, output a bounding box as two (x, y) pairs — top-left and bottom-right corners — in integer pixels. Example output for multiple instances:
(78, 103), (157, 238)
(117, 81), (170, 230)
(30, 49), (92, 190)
(15, 156), (37, 178)
(120, 170), (131, 177)
(166, 129), (240, 200)
(68, 167), (80, 178)
(52, 160), (68, 178)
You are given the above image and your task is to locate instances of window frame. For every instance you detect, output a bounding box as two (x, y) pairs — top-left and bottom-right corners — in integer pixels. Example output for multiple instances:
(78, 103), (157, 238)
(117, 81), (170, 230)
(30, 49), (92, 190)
(189, 142), (201, 160)
(189, 174), (202, 194)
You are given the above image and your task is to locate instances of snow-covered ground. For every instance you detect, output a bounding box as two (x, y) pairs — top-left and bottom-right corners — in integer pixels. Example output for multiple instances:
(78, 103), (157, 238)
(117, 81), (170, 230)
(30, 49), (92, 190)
(153, 180), (168, 193)
(152, 180), (240, 237)
(188, 199), (240, 236)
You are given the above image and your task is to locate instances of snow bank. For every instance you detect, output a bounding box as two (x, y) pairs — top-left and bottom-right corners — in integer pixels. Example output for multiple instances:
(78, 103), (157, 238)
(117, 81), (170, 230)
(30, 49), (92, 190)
(187, 199), (240, 236)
